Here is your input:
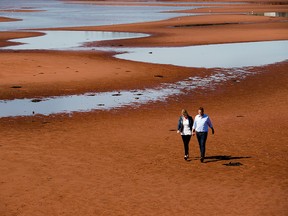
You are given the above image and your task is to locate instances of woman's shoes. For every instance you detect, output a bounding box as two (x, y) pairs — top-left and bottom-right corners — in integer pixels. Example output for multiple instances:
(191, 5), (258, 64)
(183, 155), (205, 162)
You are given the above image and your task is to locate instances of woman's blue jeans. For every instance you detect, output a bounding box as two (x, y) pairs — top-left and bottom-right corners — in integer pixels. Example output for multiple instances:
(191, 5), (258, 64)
(196, 132), (208, 158)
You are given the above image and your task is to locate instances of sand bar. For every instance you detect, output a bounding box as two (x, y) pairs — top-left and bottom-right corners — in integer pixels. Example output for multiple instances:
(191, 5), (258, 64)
(0, 16), (21, 22)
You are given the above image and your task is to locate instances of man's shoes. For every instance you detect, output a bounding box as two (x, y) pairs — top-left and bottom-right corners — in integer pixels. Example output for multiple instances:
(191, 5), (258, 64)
(184, 155), (189, 160)
(200, 157), (204, 163)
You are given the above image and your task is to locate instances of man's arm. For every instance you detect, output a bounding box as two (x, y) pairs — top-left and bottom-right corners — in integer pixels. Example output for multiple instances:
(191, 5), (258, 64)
(211, 127), (215, 135)
(207, 116), (214, 134)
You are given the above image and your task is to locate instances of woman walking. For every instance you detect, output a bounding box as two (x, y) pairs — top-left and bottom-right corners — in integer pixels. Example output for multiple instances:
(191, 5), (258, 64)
(177, 109), (193, 160)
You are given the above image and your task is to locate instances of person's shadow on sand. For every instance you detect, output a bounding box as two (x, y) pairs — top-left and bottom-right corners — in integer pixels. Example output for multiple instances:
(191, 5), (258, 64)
(202, 155), (251, 165)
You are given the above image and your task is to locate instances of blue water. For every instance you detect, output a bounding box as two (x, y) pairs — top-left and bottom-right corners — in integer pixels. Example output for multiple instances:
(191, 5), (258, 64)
(2, 30), (148, 50)
(0, 0), (202, 31)
(112, 40), (288, 68)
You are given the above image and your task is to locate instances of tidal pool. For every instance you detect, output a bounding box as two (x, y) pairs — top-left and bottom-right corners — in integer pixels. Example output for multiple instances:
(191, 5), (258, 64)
(0, 67), (253, 118)
(2, 31), (149, 50)
(112, 40), (288, 68)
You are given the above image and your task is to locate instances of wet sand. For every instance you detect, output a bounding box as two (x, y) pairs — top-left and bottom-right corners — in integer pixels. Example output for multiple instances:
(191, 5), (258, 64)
(0, 17), (21, 22)
(0, 50), (201, 100)
(0, 0), (288, 215)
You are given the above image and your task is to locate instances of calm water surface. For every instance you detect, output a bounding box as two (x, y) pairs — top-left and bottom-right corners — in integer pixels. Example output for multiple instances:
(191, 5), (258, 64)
(112, 40), (288, 68)
(2, 31), (149, 50)
(0, 0), (202, 30)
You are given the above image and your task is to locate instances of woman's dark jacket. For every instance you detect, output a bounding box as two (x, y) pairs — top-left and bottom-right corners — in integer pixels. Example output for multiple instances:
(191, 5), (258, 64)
(178, 115), (193, 133)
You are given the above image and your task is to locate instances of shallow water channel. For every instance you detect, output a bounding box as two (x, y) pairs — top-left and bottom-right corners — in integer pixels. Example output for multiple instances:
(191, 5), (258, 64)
(113, 40), (288, 68)
(0, 68), (253, 118)
(2, 31), (149, 50)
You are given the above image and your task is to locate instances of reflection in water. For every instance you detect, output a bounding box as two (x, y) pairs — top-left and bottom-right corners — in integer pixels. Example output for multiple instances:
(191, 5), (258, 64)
(2, 31), (148, 50)
(0, 67), (253, 118)
(113, 40), (288, 68)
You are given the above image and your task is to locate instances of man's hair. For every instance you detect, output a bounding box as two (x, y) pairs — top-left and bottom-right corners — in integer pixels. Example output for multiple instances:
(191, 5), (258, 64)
(199, 107), (204, 113)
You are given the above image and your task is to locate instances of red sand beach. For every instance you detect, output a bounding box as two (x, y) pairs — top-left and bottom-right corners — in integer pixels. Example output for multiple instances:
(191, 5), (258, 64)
(0, 0), (287, 215)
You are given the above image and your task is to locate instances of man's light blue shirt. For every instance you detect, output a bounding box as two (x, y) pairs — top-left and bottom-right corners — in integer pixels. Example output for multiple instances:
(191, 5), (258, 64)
(192, 114), (213, 132)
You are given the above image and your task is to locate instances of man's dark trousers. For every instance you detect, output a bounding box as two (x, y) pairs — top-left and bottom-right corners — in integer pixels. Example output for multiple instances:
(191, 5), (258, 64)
(196, 132), (208, 159)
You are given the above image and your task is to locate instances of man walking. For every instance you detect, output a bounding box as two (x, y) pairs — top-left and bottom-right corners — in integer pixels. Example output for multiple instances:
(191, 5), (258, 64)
(192, 107), (214, 163)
